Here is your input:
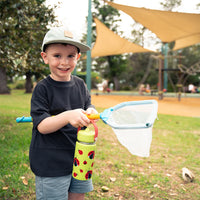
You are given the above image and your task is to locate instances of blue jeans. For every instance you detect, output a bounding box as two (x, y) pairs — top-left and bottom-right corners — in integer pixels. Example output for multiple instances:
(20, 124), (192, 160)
(35, 175), (93, 200)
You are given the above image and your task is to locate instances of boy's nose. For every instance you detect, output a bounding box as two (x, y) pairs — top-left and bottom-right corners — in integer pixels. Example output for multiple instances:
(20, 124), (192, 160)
(61, 58), (69, 65)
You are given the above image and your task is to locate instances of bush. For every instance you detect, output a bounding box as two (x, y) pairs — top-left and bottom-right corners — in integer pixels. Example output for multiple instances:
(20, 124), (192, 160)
(15, 82), (25, 89)
(8, 80), (26, 90)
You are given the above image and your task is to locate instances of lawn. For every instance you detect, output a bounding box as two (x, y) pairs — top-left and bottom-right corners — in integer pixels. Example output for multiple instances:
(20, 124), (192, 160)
(0, 90), (200, 199)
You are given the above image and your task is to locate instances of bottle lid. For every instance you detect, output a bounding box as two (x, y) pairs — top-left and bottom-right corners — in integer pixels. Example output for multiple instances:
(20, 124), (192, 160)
(78, 129), (95, 143)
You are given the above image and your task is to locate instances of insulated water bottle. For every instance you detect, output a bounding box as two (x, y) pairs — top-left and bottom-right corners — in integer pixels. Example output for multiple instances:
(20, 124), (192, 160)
(72, 121), (98, 180)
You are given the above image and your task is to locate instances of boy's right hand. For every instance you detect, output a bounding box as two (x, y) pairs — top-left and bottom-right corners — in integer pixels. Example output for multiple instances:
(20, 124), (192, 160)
(67, 109), (91, 128)
(38, 109), (91, 134)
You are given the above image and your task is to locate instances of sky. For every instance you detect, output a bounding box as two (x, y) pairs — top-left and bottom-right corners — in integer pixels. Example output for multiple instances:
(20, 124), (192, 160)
(45, 0), (200, 50)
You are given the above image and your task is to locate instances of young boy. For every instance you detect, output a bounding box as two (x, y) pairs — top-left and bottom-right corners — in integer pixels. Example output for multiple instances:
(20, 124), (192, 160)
(30, 27), (97, 200)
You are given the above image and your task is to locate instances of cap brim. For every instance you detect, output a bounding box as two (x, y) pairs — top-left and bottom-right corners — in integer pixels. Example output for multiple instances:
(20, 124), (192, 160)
(42, 40), (90, 53)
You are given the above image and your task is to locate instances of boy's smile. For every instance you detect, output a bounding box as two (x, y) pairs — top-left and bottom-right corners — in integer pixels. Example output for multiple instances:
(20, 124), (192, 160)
(41, 44), (81, 82)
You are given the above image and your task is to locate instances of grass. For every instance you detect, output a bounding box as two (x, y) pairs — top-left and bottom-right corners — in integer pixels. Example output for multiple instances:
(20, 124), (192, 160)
(0, 90), (34, 199)
(1, 90), (200, 199)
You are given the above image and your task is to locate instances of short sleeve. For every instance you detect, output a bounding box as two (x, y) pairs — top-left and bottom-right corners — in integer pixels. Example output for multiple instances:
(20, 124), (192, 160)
(31, 83), (51, 129)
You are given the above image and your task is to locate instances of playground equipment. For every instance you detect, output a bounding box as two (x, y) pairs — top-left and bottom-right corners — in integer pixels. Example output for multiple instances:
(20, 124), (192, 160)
(153, 54), (200, 101)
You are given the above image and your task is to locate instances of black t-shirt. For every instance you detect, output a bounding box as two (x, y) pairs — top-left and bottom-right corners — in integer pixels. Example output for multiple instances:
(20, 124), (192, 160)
(30, 75), (94, 177)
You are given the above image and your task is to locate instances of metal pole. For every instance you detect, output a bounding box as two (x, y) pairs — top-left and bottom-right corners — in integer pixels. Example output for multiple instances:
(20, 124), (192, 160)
(158, 55), (163, 100)
(86, 0), (92, 92)
(163, 43), (168, 90)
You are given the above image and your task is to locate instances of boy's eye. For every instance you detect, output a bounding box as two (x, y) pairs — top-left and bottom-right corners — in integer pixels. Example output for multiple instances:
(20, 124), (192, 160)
(54, 54), (61, 58)
(68, 54), (75, 58)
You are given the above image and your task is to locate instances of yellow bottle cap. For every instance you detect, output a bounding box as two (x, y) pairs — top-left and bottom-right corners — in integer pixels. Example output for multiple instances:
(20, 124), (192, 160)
(77, 129), (95, 143)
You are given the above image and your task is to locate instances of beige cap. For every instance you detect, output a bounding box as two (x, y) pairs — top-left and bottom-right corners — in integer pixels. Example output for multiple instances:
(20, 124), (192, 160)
(41, 27), (90, 52)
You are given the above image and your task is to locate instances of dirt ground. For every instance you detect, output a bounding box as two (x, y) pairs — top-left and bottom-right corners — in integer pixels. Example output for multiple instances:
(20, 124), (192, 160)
(91, 94), (200, 118)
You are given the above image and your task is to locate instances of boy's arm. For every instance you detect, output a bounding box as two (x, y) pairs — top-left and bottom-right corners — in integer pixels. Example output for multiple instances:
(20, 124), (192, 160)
(37, 109), (91, 134)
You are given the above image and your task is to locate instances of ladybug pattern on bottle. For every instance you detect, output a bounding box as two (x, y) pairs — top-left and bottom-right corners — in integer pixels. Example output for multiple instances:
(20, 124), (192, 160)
(88, 151), (95, 159)
(72, 122), (98, 180)
(85, 170), (93, 180)
(72, 143), (96, 180)
(73, 157), (79, 166)
(78, 150), (83, 155)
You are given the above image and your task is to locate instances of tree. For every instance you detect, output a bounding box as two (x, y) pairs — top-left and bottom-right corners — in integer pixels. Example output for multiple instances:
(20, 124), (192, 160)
(128, 21), (159, 90)
(160, 0), (181, 11)
(0, 0), (56, 93)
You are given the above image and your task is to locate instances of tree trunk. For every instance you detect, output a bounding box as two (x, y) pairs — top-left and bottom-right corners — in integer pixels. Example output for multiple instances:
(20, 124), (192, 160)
(137, 56), (153, 88)
(183, 74), (189, 86)
(113, 76), (120, 91)
(0, 66), (10, 94)
(168, 73), (176, 92)
(25, 71), (32, 93)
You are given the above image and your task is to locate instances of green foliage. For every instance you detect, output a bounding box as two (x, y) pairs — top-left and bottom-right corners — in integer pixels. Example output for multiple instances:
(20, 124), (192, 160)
(160, 0), (182, 11)
(0, 0), (56, 91)
(92, 0), (121, 34)
(75, 71), (102, 89)
(15, 82), (25, 90)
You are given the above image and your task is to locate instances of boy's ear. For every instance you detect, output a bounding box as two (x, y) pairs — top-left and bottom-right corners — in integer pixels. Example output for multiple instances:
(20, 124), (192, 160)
(77, 53), (81, 60)
(41, 52), (48, 64)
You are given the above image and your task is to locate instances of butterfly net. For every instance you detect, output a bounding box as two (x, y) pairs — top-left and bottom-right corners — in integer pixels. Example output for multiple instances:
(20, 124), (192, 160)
(105, 100), (158, 157)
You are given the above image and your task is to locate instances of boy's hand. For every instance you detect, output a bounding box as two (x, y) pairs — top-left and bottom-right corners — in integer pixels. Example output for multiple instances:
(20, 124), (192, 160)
(85, 108), (99, 123)
(37, 108), (98, 134)
(86, 107), (98, 115)
(68, 109), (91, 128)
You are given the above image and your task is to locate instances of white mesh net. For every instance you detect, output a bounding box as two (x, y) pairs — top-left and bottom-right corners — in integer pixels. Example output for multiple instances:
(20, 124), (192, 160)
(106, 103), (156, 129)
(106, 100), (157, 157)
(113, 127), (152, 157)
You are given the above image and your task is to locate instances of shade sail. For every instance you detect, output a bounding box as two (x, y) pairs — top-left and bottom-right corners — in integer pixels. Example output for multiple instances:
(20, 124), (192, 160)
(91, 18), (153, 58)
(106, 1), (200, 49)
(173, 33), (200, 50)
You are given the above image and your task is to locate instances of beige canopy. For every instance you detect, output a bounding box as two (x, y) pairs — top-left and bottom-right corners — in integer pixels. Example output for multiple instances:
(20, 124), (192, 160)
(91, 18), (153, 58)
(173, 33), (200, 50)
(106, 1), (200, 50)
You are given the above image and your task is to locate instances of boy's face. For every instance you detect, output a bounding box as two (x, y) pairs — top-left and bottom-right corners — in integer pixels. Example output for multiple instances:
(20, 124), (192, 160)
(41, 44), (81, 82)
